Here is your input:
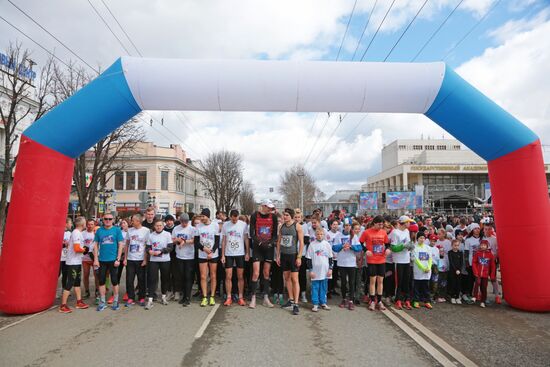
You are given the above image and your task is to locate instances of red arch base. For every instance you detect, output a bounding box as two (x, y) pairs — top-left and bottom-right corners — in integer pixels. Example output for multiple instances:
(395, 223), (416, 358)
(0, 137), (74, 314)
(488, 140), (550, 312)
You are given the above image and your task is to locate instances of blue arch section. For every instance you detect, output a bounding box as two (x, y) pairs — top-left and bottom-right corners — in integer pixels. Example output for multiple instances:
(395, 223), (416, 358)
(24, 58), (141, 158)
(425, 65), (537, 161)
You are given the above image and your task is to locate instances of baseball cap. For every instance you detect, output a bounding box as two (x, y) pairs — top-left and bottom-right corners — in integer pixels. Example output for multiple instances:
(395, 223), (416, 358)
(409, 222), (419, 232)
(261, 199), (275, 208)
(179, 213), (190, 222)
(398, 215), (413, 224)
(429, 234), (438, 241)
(200, 208), (211, 218)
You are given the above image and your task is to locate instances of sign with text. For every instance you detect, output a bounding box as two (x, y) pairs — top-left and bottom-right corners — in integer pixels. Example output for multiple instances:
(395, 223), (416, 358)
(386, 191), (416, 210)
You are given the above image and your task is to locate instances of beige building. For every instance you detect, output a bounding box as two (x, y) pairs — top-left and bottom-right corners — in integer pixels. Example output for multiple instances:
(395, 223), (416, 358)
(102, 142), (215, 217)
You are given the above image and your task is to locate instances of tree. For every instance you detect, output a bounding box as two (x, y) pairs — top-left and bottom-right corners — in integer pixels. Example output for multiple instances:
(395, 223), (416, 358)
(51, 61), (144, 218)
(0, 43), (56, 239)
(239, 181), (256, 215)
(279, 165), (323, 213)
(199, 150), (244, 214)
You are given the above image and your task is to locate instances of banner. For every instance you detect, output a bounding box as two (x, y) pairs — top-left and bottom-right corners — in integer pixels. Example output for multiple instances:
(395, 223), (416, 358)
(359, 192), (378, 210)
(484, 182), (491, 201)
(386, 191), (416, 210)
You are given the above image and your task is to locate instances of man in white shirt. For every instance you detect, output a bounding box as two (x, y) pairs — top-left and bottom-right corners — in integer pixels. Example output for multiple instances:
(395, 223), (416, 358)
(221, 210), (250, 306)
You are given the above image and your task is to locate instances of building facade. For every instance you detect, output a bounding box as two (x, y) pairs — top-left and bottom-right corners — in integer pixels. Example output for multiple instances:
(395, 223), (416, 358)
(102, 142), (215, 217)
(362, 138), (550, 213)
(318, 190), (360, 216)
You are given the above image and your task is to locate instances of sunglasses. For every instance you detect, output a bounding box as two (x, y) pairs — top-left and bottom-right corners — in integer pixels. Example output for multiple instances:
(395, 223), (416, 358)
(103, 218), (113, 221)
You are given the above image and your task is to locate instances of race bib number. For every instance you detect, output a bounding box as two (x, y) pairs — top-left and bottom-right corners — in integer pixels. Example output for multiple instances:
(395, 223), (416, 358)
(201, 239), (212, 249)
(129, 244), (139, 253)
(373, 244), (384, 254)
(281, 235), (293, 248)
(479, 257), (489, 265)
(418, 252), (429, 261)
(229, 239), (239, 250)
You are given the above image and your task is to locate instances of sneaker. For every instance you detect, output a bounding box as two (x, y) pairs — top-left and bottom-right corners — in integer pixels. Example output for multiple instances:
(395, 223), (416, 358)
(200, 297), (208, 307)
(413, 301), (420, 309)
(161, 295), (169, 305)
(395, 300), (403, 310)
(178, 296), (186, 305)
(312, 305), (319, 312)
(321, 304), (331, 310)
(97, 302), (107, 312)
(122, 293), (129, 302)
(339, 299), (347, 308)
(480, 302), (486, 308)
(167, 292), (176, 301)
(111, 301), (120, 311)
(238, 298), (247, 306)
(348, 301), (355, 311)
(209, 296), (216, 306)
(76, 300), (89, 309)
(224, 298), (233, 307)
(425, 302), (433, 310)
(362, 295), (370, 304)
(300, 292), (308, 303)
(436, 297), (446, 303)
(278, 294), (284, 306)
(138, 298), (146, 306)
(182, 299), (191, 307)
(281, 300), (294, 310)
(263, 296), (274, 308)
(451, 298), (457, 304)
(292, 304), (300, 315)
(249, 296), (257, 309)
(125, 299), (135, 307)
(404, 300), (412, 310)
(368, 301), (376, 311)
(107, 295), (114, 305)
(145, 298), (154, 310)
(455, 298), (462, 305)
(495, 295), (502, 304)
(377, 301), (386, 311)
(273, 293), (279, 305)
(94, 297), (100, 305)
(59, 304), (72, 313)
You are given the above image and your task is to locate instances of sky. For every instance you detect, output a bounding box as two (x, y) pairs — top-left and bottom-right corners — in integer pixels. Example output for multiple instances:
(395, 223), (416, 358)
(1, 0), (549, 200)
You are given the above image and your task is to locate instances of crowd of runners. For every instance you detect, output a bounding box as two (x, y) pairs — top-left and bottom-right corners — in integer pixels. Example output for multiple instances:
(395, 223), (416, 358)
(58, 199), (501, 316)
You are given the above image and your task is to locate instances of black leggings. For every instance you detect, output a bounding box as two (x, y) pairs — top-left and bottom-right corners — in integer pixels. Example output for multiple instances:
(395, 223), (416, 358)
(271, 261), (284, 294)
(59, 261), (68, 289)
(299, 259), (308, 293)
(126, 260), (146, 300)
(177, 258), (195, 300)
(99, 261), (119, 286)
(170, 251), (179, 293)
(147, 261), (171, 297)
(339, 267), (357, 301)
(448, 271), (461, 298)
(383, 262), (395, 297)
(395, 263), (411, 301)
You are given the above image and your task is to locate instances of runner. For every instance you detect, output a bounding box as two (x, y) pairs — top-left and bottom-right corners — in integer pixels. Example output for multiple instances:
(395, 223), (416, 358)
(163, 214), (178, 301)
(145, 219), (174, 309)
(276, 208), (305, 316)
(360, 215), (390, 311)
(172, 213), (196, 306)
(59, 216), (89, 313)
(294, 209), (310, 304)
(390, 215), (414, 310)
(142, 207), (156, 231)
(92, 213), (125, 311)
(124, 214), (149, 307)
(221, 209), (249, 306)
(81, 219), (97, 300)
(248, 199), (278, 309)
(306, 227), (333, 312)
(332, 221), (362, 310)
(195, 208), (220, 307)
(59, 218), (72, 297)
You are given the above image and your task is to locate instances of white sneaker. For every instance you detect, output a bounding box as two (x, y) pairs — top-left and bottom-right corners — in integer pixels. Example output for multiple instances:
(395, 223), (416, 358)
(436, 297), (446, 303)
(263, 295), (274, 308)
(455, 298), (462, 305)
(451, 298), (456, 304)
(312, 305), (319, 312)
(300, 292), (308, 303)
(167, 292), (175, 301)
(161, 295), (169, 305)
(480, 302), (486, 308)
(145, 298), (154, 310)
(321, 304), (331, 310)
(174, 292), (181, 302)
(248, 296), (256, 309)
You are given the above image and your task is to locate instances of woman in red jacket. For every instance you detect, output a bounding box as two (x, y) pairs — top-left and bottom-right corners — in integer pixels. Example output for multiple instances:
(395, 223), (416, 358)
(472, 239), (496, 308)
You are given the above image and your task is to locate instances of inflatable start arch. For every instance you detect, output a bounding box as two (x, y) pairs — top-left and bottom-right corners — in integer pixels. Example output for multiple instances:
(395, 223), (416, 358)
(0, 58), (548, 314)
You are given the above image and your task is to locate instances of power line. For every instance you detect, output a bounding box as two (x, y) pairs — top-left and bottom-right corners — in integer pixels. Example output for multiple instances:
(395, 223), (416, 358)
(0, 15), (72, 69)
(384, 0), (429, 61)
(86, 0), (132, 56)
(303, 113), (333, 167)
(442, 0), (502, 61)
(336, 0), (359, 61)
(99, 0), (143, 57)
(174, 112), (213, 154)
(7, 0), (99, 73)
(352, 0), (379, 60)
(411, 0), (465, 62)
(360, 0), (397, 61)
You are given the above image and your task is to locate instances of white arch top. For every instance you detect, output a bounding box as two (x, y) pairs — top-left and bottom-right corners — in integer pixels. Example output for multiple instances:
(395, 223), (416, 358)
(121, 57), (445, 114)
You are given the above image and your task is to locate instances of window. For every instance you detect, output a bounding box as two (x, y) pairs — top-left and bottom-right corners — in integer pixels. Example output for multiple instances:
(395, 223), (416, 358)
(413, 145), (423, 150)
(453, 145), (461, 150)
(161, 171), (169, 191)
(186, 176), (195, 195)
(425, 145), (434, 150)
(126, 171), (136, 190)
(398, 145), (406, 150)
(114, 172), (124, 190)
(138, 171), (147, 190)
(437, 145), (447, 150)
(175, 172), (185, 192)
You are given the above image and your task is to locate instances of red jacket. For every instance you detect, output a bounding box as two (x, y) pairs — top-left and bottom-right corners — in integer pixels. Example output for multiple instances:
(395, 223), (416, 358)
(472, 249), (496, 280)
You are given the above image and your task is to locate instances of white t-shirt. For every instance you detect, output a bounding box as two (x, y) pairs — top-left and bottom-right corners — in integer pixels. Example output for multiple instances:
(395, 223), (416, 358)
(337, 234), (359, 268)
(465, 236), (481, 266)
(435, 239), (452, 272)
(486, 236), (498, 257)
(222, 220), (247, 257)
(173, 224), (196, 260)
(412, 243), (432, 280)
(306, 240), (333, 281)
(61, 230), (71, 261)
(325, 229), (340, 260)
(320, 220), (328, 230)
(127, 227), (150, 261)
(390, 228), (411, 264)
(66, 229), (84, 266)
(81, 230), (95, 262)
(196, 222), (220, 259)
(147, 231), (172, 262)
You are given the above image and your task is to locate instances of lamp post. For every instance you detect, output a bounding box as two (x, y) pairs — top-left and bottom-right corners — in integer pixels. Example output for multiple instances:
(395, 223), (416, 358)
(297, 168), (304, 211)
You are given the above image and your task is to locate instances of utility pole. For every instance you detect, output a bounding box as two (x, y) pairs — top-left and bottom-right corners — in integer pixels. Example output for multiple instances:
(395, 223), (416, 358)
(298, 168), (305, 211)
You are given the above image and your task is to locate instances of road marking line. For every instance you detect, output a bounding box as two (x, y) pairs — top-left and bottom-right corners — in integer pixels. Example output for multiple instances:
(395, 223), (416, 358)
(0, 305), (57, 332)
(382, 309), (457, 367)
(194, 304), (220, 339)
(392, 308), (478, 367)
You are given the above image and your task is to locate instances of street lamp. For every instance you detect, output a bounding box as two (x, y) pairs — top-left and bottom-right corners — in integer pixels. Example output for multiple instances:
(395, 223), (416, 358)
(297, 168), (305, 211)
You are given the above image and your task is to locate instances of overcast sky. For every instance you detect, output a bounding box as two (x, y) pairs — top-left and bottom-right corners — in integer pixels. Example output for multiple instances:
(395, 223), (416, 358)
(1, 0), (549, 199)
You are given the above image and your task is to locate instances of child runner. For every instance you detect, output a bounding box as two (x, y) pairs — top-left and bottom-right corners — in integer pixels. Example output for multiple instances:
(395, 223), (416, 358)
(428, 234), (440, 302)
(464, 224), (481, 303)
(145, 219), (174, 309)
(59, 217), (89, 313)
(447, 239), (463, 304)
(472, 239), (496, 308)
(412, 234), (433, 309)
(482, 223), (501, 304)
(332, 222), (362, 310)
(306, 227), (333, 312)
(435, 228), (452, 303)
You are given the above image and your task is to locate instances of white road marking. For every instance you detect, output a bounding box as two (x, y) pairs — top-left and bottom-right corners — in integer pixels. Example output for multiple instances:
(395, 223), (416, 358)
(194, 304), (220, 339)
(392, 308), (478, 367)
(0, 305), (57, 332)
(382, 309), (458, 367)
